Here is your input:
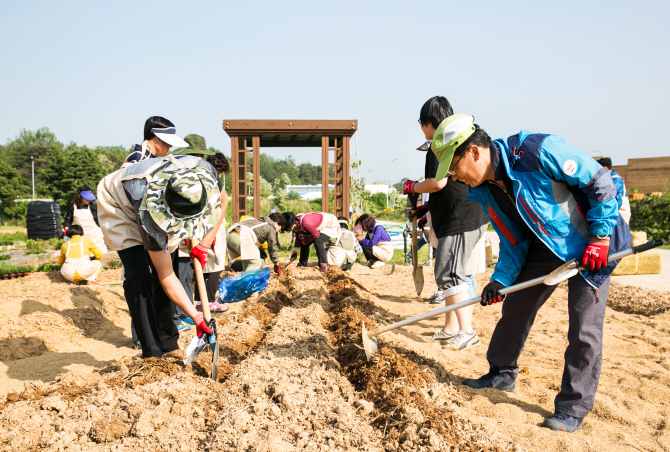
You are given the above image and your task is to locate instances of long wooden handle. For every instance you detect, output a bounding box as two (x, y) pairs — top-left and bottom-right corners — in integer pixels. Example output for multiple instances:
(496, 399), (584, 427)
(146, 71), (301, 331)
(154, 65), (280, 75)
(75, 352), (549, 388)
(188, 239), (212, 323)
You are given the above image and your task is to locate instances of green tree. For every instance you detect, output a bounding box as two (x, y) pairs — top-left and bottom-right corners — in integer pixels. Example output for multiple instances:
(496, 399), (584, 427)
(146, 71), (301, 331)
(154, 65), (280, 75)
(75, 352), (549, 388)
(2, 128), (64, 192)
(0, 161), (27, 217)
(39, 146), (109, 211)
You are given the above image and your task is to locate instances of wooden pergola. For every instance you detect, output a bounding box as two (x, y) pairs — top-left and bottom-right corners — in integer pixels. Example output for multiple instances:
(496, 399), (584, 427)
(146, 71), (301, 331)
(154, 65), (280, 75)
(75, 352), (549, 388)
(223, 120), (358, 223)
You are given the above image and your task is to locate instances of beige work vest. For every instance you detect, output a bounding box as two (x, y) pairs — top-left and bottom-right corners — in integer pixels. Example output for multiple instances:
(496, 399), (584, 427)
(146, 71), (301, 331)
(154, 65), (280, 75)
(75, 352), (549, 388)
(72, 207), (108, 255)
(226, 221), (266, 261)
(97, 164), (142, 252)
(60, 240), (99, 282)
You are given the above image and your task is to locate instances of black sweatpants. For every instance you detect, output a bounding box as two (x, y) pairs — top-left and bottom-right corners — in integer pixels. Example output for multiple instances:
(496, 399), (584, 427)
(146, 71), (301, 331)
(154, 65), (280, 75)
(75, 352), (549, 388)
(117, 245), (180, 358)
(360, 244), (379, 264)
(299, 233), (329, 266)
(194, 271), (223, 304)
(486, 243), (610, 418)
(174, 257), (194, 322)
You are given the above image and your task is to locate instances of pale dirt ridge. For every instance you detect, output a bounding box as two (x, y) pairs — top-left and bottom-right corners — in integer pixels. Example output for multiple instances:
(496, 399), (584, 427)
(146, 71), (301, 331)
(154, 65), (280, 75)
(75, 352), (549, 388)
(0, 261), (667, 451)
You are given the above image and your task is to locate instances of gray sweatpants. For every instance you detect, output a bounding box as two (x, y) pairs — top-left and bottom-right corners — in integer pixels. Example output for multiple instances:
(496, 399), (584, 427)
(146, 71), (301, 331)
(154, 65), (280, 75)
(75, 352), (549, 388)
(434, 225), (486, 297)
(487, 243), (610, 418)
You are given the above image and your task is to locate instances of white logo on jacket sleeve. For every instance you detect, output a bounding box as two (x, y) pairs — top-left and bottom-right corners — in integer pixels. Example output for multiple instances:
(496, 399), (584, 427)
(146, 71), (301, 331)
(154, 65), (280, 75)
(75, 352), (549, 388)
(562, 160), (578, 176)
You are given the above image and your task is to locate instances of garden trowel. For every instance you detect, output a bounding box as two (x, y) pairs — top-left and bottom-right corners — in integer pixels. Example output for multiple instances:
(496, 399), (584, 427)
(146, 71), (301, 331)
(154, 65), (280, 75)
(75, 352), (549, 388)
(361, 238), (666, 360)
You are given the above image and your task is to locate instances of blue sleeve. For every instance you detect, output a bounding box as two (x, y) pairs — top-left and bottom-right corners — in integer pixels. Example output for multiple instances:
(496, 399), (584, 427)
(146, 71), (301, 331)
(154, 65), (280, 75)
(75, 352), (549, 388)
(538, 136), (619, 236)
(490, 245), (521, 287)
(613, 177), (625, 209)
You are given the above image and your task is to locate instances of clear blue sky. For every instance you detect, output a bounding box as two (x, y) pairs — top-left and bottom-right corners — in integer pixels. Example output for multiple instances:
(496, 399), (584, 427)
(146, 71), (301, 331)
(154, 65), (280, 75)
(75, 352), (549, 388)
(1, 1), (668, 184)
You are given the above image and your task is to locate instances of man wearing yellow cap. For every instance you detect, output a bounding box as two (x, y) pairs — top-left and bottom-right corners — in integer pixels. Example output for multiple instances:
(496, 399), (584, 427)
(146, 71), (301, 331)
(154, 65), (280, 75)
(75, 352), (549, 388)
(432, 114), (631, 432)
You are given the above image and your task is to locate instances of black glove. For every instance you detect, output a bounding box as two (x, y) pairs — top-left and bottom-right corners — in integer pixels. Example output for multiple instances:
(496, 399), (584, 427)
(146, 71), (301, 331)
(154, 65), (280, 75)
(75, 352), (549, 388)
(274, 263), (281, 275)
(481, 281), (506, 306)
(417, 215), (428, 229)
(412, 203), (429, 220)
(289, 251), (298, 263)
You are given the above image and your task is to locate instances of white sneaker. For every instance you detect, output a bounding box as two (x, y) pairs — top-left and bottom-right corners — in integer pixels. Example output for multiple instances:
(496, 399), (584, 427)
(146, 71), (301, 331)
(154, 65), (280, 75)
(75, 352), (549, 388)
(443, 330), (480, 351)
(425, 289), (443, 303)
(430, 290), (446, 305)
(432, 328), (459, 342)
(371, 261), (385, 269)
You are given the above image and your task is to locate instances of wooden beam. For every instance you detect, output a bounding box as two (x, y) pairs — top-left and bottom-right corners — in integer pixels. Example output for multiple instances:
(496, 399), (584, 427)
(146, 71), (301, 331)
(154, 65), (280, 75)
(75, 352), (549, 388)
(322, 136), (329, 213)
(223, 120), (358, 137)
(253, 136), (261, 218)
(231, 136), (240, 223)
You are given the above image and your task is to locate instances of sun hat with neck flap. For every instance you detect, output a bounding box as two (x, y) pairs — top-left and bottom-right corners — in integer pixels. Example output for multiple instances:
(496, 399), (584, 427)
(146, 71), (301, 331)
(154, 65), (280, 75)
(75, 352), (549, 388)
(140, 163), (221, 240)
(171, 134), (217, 156)
(431, 114), (476, 182)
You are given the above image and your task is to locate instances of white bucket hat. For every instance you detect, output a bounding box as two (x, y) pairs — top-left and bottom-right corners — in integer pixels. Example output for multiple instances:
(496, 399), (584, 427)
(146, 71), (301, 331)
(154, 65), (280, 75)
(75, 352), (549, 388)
(151, 127), (189, 148)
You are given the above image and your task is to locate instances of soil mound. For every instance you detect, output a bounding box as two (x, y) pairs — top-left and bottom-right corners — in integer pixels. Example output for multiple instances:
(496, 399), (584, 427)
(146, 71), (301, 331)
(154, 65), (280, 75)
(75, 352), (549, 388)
(608, 280), (670, 316)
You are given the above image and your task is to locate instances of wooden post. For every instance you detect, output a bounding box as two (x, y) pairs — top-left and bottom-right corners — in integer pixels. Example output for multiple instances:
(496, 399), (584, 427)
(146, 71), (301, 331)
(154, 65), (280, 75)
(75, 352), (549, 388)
(252, 135), (260, 218)
(342, 136), (350, 218)
(321, 136), (329, 213)
(231, 136), (240, 223)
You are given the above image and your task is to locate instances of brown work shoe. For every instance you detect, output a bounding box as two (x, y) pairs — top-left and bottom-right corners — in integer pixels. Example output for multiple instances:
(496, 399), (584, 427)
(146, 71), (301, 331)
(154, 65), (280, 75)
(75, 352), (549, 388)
(163, 349), (186, 360)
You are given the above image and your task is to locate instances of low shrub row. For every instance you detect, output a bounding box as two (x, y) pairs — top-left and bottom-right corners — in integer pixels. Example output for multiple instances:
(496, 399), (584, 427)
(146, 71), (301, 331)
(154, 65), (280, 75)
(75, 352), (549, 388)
(0, 254), (11, 261)
(629, 192), (670, 241)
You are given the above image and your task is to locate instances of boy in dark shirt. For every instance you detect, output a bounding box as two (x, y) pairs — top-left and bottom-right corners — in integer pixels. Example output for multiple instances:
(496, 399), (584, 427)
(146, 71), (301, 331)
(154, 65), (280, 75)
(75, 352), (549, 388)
(403, 96), (489, 351)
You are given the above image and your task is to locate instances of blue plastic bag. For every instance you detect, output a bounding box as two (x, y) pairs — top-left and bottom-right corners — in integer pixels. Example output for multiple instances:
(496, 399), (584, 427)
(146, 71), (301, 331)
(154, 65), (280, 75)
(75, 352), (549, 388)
(218, 267), (271, 303)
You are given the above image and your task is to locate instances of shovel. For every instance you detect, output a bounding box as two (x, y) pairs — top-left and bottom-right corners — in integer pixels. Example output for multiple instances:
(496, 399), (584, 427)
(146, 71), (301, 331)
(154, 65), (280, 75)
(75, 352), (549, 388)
(408, 193), (424, 296)
(361, 238), (666, 360)
(183, 239), (219, 380)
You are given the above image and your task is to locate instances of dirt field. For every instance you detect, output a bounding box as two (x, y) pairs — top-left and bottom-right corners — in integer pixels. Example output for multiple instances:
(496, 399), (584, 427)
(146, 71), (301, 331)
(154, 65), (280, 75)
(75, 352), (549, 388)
(0, 262), (668, 451)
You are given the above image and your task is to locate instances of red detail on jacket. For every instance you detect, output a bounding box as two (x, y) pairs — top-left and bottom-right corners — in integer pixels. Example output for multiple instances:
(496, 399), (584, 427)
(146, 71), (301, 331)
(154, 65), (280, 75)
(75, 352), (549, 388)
(518, 197), (548, 235)
(488, 205), (519, 246)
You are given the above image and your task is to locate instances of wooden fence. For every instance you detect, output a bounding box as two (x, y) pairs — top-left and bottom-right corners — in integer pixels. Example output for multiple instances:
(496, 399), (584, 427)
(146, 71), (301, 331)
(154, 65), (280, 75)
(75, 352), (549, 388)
(611, 157), (670, 194)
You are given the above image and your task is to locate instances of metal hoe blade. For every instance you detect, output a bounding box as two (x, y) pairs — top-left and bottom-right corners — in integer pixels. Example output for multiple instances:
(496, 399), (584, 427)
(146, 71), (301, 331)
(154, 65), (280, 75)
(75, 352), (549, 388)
(358, 239), (667, 361)
(361, 323), (377, 361)
(544, 259), (579, 285)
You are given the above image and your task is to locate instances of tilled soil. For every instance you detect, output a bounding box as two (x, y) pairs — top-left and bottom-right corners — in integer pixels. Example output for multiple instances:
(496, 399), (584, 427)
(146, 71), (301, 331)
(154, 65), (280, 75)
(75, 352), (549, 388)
(0, 263), (516, 451)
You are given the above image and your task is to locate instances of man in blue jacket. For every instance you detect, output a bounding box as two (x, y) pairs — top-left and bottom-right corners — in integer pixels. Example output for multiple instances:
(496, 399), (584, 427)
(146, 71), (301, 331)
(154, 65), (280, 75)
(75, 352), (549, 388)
(428, 114), (631, 432)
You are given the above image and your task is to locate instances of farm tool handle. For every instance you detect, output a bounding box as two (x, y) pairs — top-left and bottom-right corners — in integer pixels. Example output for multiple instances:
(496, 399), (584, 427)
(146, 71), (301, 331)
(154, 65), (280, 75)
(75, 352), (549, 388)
(189, 239), (212, 323)
(365, 239), (666, 340)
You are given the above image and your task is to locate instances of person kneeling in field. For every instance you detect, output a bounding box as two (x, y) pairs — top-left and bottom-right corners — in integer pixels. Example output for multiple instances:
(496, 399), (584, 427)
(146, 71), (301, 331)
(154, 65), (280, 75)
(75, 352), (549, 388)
(226, 212), (286, 275)
(290, 212), (341, 273)
(356, 214), (393, 269)
(59, 225), (103, 285)
(326, 217), (362, 272)
(430, 113), (631, 432)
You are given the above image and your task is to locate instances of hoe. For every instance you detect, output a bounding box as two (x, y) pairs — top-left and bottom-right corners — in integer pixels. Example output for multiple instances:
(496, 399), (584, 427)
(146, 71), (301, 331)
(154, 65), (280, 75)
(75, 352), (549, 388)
(361, 239), (666, 360)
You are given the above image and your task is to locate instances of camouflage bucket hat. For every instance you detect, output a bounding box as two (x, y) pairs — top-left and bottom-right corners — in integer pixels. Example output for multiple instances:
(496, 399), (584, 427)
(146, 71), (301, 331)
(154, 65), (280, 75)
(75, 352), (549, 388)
(142, 165), (221, 239)
(171, 134), (217, 156)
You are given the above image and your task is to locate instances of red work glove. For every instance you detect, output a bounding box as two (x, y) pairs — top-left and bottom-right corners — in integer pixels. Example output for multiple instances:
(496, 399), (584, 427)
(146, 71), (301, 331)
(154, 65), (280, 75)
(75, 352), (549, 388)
(481, 281), (506, 306)
(413, 203), (429, 220)
(193, 314), (212, 338)
(274, 263), (281, 275)
(403, 180), (417, 194)
(289, 251), (298, 263)
(418, 216), (428, 229)
(190, 243), (209, 269)
(582, 236), (610, 271)
(211, 237), (216, 248)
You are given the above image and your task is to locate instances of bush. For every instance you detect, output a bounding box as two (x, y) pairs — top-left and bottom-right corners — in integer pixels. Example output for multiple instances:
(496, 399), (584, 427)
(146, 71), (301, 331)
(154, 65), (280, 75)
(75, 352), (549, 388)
(630, 192), (670, 240)
(0, 240), (13, 247)
(36, 263), (61, 272)
(26, 249), (48, 255)
(0, 264), (34, 274)
(26, 239), (47, 250)
(0, 231), (27, 242)
(106, 259), (122, 269)
(49, 238), (65, 250)
(0, 254), (10, 261)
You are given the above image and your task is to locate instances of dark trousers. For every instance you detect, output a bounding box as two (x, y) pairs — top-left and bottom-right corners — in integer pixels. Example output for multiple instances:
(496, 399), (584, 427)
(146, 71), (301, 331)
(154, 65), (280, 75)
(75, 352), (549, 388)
(174, 257), (194, 322)
(299, 233), (329, 265)
(360, 244), (379, 264)
(118, 245), (180, 358)
(194, 271), (223, 304)
(487, 244), (610, 418)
